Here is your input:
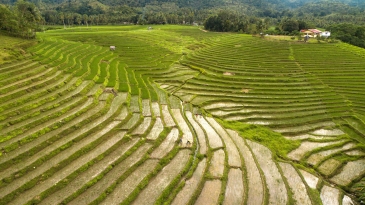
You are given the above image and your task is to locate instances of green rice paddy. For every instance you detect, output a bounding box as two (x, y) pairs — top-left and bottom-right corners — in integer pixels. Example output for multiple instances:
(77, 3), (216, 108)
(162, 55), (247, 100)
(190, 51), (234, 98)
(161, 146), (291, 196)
(0, 25), (365, 204)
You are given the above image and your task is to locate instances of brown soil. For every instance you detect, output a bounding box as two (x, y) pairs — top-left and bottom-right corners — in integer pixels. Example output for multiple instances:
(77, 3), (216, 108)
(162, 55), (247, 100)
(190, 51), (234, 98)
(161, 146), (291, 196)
(224, 168), (244, 205)
(194, 180), (221, 205)
(241, 88), (250, 93)
(223, 72), (234, 76)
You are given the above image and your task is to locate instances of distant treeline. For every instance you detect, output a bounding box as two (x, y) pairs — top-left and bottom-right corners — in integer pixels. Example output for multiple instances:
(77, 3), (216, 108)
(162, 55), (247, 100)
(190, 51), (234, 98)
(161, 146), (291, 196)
(328, 23), (365, 48)
(204, 11), (271, 34)
(0, 1), (41, 38)
(2, 0), (365, 50)
(1, 0), (365, 28)
(204, 12), (312, 35)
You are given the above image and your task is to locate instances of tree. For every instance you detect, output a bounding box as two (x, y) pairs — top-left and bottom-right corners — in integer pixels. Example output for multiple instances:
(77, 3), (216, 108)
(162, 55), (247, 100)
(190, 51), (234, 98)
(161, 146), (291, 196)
(59, 12), (66, 28)
(0, 4), (14, 31)
(74, 13), (82, 26)
(83, 14), (89, 27)
(281, 19), (299, 33)
(15, 0), (41, 38)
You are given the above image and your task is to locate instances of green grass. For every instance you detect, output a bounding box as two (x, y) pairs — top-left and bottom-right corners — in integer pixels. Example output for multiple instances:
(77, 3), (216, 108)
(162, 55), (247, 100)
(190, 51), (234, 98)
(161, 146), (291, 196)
(0, 32), (36, 64)
(219, 119), (301, 159)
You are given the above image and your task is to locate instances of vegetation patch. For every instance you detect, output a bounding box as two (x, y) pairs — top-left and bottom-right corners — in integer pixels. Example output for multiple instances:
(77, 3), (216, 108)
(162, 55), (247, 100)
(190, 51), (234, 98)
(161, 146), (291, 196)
(219, 119), (300, 159)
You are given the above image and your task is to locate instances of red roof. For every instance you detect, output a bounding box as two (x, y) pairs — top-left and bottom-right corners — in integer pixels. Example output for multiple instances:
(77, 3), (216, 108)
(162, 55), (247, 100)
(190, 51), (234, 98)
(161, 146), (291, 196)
(308, 29), (322, 33)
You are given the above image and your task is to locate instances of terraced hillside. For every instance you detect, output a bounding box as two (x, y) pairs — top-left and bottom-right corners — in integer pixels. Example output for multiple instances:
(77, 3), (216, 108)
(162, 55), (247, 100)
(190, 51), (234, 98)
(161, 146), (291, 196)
(0, 26), (364, 204)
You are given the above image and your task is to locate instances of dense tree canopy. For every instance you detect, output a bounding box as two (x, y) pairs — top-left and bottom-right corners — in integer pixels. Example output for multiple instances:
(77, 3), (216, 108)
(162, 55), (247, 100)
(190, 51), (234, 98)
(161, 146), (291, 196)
(0, 0), (41, 38)
(1, 0), (365, 49)
(328, 23), (365, 48)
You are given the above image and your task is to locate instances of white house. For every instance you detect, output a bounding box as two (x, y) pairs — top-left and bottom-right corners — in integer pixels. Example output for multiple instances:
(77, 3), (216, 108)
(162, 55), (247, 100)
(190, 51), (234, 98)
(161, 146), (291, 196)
(321, 31), (331, 37)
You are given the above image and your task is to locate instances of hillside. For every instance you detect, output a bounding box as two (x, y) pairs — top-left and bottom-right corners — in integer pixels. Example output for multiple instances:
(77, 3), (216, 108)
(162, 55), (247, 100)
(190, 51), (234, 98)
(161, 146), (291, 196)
(1, 0), (364, 9)
(0, 25), (364, 204)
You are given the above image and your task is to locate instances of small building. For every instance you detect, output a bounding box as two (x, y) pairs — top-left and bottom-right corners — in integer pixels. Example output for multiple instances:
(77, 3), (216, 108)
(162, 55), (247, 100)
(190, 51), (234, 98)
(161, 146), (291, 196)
(321, 31), (331, 38)
(300, 29), (322, 38)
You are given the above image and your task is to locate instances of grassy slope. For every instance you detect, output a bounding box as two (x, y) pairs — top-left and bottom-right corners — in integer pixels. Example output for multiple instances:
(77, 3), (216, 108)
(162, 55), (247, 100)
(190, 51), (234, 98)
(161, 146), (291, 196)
(0, 33), (36, 64)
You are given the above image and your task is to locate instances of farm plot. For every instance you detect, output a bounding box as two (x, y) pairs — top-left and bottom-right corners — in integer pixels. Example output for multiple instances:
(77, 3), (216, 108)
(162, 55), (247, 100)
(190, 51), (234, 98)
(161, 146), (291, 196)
(172, 158), (207, 205)
(224, 168), (245, 205)
(1, 26), (364, 204)
(171, 109), (193, 144)
(150, 128), (179, 159)
(279, 162), (312, 205)
(131, 150), (191, 205)
(229, 130), (265, 205)
(195, 116), (223, 149)
(246, 140), (288, 205)
(185, 111), (208, 155)
(194, 180), (222, 205)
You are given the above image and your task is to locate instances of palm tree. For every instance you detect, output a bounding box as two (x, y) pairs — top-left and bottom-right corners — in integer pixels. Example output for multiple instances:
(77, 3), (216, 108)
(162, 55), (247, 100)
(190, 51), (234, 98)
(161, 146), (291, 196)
(83, 14), (89, 27)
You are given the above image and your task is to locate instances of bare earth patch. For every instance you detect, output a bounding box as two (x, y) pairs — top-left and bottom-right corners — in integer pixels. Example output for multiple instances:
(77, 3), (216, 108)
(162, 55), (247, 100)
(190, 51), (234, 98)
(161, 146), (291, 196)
(345, 150), (365, 156)
(194, 180), (221, 205)
(320, 185), (340, 205)
(0, 98), (95, 167)
(142, 99), (151, 116)
(100, 159), (159, 205)
(67, 144), (152, 205)
(241, 88), (250, 93)
(342, 195), (355, 205)
(132, 150), (191, 205)
(186, 111), (207, 155)
(8, 126), (126, 205)
(152, 102), (161, 117)
(172, 109), (193, 144)
(0, 99), (122, 200)
(132, 117), (152, 135)
(279, 162), (312, 205)
(203, 102), (242, 110)
(161, 105), (176, 127)
(206, 117), (241, 167)
(146, 117), (164, 140)
(150, 128), (179, 159)
(299, 170), (319, 189)
(224, 168), (244, 205)
(286, 134), (337, 141)
(115, 106), (129, 121)
(39, 136), (138, 205)
(247, 140), (288, 205)
(208, 149), (225, 178)
(130, 95), (140, 113)
(172, 158), (207, 205)
(196, 116), (223, 149)
(121, 113), (140, 130)
(288, 141), (340, 161)
(330, 159), (365, 186)
(223, 72), (234, 76)
(229, 130), (264, 205)
(311, 129), (344, 136)
(307, 143), (356, 166)
(318, 158), (342, 176)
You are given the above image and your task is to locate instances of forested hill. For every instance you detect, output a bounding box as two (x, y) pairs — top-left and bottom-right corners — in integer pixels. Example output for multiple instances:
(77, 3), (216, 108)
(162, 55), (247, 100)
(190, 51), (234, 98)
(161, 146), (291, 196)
(0, 0), (364, 9)
(1, 0), (365, 48)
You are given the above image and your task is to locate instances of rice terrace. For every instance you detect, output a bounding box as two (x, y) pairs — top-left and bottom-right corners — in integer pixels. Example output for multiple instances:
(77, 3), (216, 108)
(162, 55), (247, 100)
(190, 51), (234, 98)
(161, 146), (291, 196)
(1, 24), (365, 205)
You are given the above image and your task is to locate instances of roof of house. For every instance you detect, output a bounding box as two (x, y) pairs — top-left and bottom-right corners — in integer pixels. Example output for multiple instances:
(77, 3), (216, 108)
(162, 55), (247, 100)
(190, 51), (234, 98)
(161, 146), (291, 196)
(300, 29), (323, 33)
(308, 29), (322, 33)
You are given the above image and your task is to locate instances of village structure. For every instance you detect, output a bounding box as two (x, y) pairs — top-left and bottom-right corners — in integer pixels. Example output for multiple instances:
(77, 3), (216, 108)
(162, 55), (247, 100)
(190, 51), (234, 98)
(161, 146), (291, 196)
(300, 29), (331, 38)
